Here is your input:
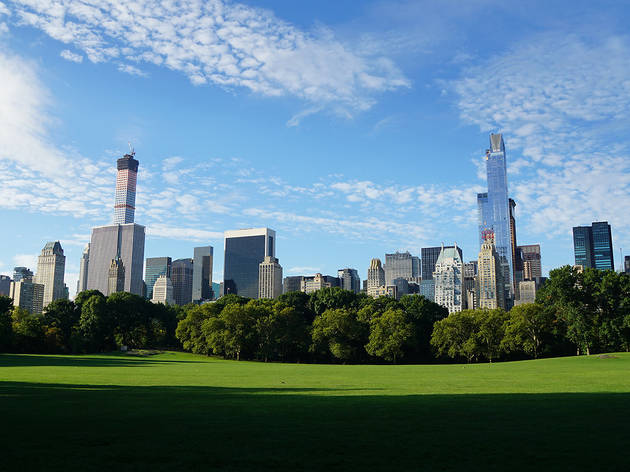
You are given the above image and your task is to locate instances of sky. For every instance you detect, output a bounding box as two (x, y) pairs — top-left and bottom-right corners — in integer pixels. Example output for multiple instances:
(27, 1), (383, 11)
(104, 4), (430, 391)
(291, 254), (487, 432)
(1, 0), (630, 296)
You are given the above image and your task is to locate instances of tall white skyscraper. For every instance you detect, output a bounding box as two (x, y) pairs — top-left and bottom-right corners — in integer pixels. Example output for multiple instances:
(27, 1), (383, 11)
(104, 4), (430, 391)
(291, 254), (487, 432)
(433, 244), (463, 314)
(258, 256), (283, 299)
(34, 241), (66, 307)
(77, 243), (90, 294)
(367, 258), (385, 297)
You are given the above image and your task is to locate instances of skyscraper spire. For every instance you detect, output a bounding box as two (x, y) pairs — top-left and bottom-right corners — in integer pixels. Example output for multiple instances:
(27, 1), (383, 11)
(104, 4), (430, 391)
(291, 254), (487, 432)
(114, 149), (139, 224)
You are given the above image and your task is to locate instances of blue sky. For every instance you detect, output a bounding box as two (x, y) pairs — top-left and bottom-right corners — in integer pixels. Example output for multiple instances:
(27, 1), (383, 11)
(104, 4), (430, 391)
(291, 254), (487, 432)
(1, 0), (630, 295)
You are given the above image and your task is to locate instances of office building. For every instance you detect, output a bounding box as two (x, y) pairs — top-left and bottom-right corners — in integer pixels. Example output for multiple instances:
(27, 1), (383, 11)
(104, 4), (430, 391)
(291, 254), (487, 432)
(192, 246), (213, 303)
(384, 251), (420, 285)
(422, 246), (463, 281)
(477, 230), (504, 309)
(108, 257), (125, 295)
(87, 152), (145, 296)
(33, 241), (66, 307)
(463, 261), (477, 310)
(392, 278), (409, 298)
(77, 243), (90, 294)
(283, 276), (303, 294)
(433, 244), (463, 313)
(337, 268), (360, 294)
(301, 274), (339, 294)
(151, 274), (174, 304)
(625, 256), (630, 274)
(372, 285), (397, 298)
(145, 257), (172, 300)
(419, 279), (435, 302)
(114, 149), (139, 225)
(514, 277), (547, 306)
(573, 221), (614, 270)
(223, 228), (275, 298)
(477, 133), (513, 303)
(172, 258), (194, 305)
(0, 275), (11, 296)
(509, 198), (523, 298)
(519, 244), (542, 280)
(367, 258), (386, 297)
(258, 256), (283, 299)
(13, 267), (33, 283)
(9, 280), (44, 314)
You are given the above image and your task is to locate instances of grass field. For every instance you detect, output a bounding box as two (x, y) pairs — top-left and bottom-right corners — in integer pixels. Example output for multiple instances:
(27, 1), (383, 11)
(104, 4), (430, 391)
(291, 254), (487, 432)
(1, 352), (630, 471)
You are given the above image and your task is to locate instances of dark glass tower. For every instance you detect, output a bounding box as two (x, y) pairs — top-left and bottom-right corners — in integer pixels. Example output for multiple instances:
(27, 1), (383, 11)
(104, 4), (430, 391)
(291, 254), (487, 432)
(145, 257), (172, 300)
(573, 221), (613, 270)
(421, 246), (462, 280)
(192, 246), (213, 302)
(223, 228), (275, 298)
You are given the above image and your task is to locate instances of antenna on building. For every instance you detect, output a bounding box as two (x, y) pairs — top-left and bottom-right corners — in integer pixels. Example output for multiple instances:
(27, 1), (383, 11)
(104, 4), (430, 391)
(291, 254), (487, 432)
(128, 141), (135, 157)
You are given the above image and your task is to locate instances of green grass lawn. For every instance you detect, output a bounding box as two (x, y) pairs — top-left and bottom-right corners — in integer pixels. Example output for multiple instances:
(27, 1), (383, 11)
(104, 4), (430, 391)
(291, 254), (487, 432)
(1, 352), (629, 471)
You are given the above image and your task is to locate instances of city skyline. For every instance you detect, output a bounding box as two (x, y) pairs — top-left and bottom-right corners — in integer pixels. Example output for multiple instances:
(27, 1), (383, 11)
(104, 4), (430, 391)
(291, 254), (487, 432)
(2, 1), (630, 294)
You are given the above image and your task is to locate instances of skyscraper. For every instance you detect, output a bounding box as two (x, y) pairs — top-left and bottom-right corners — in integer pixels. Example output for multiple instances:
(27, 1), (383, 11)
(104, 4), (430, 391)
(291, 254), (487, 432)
(77, 243), (90, 294)
(224, 228), (275, 298)
(151, 274), (174, 304)
(145, 257), (172, 300)
(463, 261), (477, 310)
(477, 230), (504, 309)
(433, 244), (463, 313)
(192, 246), (213, 302)
(283, 276), (303, 293)
(114, 149), (139, 225)
(625, 256), (630, 274)
(87, 151), (145, 296)
(422, 246), (463, 280)
(337, 268), (360, 294)
(0, 275), (12, 296)
(172, 258), (194, 305)
(258, 256), (283, 299)
(384, 251), (420, 285)
(478, 133), (513, 304)
(108, 257), (125, 295)
(572, 222), (614, 270)
(9, 280), (44, 314)
(519, 244), (542, 280)
(34, 241), (66, 307)
(367, 258), (386, 297)
(13, 267), (33, 283)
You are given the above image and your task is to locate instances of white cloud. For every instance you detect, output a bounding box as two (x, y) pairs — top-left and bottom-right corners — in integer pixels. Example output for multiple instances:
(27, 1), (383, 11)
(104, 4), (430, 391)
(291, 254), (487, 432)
(60, 49), (83, 63)
(117, 63), (148, 77)
(451, 33), (630, 246)
(8, 0), (409, 117)
(286, 266), (321, 275)
(13, 253), (38, 269)
(146, 224), (223, 242)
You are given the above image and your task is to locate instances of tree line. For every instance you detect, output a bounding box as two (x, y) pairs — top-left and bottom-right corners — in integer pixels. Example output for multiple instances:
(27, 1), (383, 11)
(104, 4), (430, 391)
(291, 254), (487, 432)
(1, 266), (629, 363)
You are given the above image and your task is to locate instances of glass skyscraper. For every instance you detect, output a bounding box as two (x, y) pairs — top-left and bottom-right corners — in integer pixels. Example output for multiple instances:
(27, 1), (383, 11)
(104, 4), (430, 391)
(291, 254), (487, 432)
(421, 246), (462, 280)
(477, 133), (512, 301)
(145, 257), (172, 300)
(192, 246), (213, 302)
(223, 228), (275, 298)
(573, 221), (614, 270)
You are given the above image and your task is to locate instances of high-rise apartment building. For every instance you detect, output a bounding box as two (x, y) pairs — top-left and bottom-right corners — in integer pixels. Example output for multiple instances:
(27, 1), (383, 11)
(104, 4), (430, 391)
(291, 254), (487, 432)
(258, 256), (283, 299)
(463, 261), (477, 310)
(477, 133), (513, 304)
(87, 152), (145, 296)
(9, 280), (44, 314)
(384, 252), (420, 285)
(477, 230), (504, 309)
(151, 274), (174, 304)
(573, 222), (614, 270)
(283, 276), (303, 293)
(108, 257), (125, 295)
(145, 257), (172, 300)
(224, 228), (275, 298)
(433, 244), (463, 313)
(114, 150), (139, 225)
(13, 267), (33, 282)
(0, 275), (12, 296)
(519, 244), (542, 280)
(33, 241), (66, 308)
(367, 258), (386, 297)
(337, 268), (360, 294)
(192, 246), (213, 302)
(301, 274), (340, 294)
(77, 243), (90, 295)
(419, 279), (435, 302)
(422, 246), (462, 281)
(172, 258), (194, 305)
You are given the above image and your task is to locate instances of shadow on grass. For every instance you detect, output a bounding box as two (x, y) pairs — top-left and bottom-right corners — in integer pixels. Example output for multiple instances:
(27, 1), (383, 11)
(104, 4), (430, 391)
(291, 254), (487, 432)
(0, 353), (202, 368)
(1, 380), (629, 471)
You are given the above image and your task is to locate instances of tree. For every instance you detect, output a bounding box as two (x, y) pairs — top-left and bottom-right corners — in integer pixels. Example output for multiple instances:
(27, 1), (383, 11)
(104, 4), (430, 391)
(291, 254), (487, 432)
(476, 308), (508, 363)
(0, 296), (13, 352)
(77, 293), (112, 352)
(431, 310), (480, 363)
(309, 287), (360, 316)
(11, 308), (46, 353)
(503, 303), (555, 359)
(43, 299), (79, 352)
(399, 295), (449, 362)
(365, 308), (413, 363)
(107, 292), (150, 349)
(203, 302), (256, 360)
(310, 308), (368, 362)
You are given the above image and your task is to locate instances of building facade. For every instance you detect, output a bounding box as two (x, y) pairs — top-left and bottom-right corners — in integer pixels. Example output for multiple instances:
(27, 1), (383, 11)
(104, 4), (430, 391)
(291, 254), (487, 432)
(301, 274), (339, 294)
(192, 246), (213, 303)
(283, 276), (303, 294)
(107, 257), (125, 295)
(477, 133), (513, 304)
(519, 244), (542, 280)
(367, 258), (386, 297)
(9, 280), (44, 314)
(258, 256), (283, 299)
(463, 261), (477, 310)
(172, 258), (194, 305)
(0, 275), (11, 296)
(477, 231), (505, 309)
(337, 268), (360, 293)
(114, 151), (139, 225)
(573, 222), (614, 270)
(77, 243), (90, 295)
(151, 274), (174, 304)
(433, 244), (463, 313)
(625, 256), (630, 274)
(33, 241), (66, 308)
(384, 252), (420, 286)
(223, 228), (275, 298)
(422, 246), (463, 281)
(145, 257), (172, 300)
(13, 267), (33, 282)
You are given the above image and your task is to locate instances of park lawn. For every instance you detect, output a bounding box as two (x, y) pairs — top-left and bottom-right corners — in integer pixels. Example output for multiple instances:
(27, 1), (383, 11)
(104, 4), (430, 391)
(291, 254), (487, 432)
(1, 352), (629, 471)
